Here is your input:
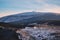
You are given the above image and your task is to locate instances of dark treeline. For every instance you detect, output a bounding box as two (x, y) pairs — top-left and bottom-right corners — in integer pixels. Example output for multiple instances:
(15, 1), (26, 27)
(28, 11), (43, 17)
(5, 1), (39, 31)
(0, 22), (27, 29)
(0, 20), (60, 29)
(37, 20), (60, 26)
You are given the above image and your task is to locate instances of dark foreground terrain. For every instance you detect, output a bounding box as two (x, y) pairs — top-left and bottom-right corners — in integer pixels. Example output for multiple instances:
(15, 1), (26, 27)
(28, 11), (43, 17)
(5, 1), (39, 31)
(0, 23), (60, 40)
(0, 28), (19, 40)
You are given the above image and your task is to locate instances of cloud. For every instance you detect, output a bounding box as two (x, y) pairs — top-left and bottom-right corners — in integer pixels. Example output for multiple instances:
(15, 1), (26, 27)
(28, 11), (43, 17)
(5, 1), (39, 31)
(45, 5), (60, 13)
(35, 0), (46, 2)
(0, 0), (60, 18)
(0, 3), (60, 18)
(36, 4), (60, 13)
(35, 0), (43, 2)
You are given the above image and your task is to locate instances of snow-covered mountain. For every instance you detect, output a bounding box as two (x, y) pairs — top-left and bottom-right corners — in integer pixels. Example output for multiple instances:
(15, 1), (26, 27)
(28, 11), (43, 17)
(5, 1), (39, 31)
(0, 12), (44, 22)
(0, 12), (60, 24)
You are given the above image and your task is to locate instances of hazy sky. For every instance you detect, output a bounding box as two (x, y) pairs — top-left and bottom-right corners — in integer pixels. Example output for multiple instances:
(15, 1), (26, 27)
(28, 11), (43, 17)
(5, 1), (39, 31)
(0, 0), (60, 17)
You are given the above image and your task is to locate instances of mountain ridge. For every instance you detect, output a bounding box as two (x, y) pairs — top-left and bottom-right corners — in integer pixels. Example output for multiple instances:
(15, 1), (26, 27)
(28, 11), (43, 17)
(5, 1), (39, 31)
(0, 12), (60, 24)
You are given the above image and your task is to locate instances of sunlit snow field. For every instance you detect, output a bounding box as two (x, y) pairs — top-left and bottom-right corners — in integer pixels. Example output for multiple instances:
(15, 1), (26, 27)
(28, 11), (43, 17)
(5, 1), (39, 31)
(16, 25), (60, 40)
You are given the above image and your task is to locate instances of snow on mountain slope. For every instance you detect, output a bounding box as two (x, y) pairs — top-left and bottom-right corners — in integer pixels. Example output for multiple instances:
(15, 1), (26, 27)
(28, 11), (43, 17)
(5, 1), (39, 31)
(0, 12), (60, 24)
(0, 12), (44, 23)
